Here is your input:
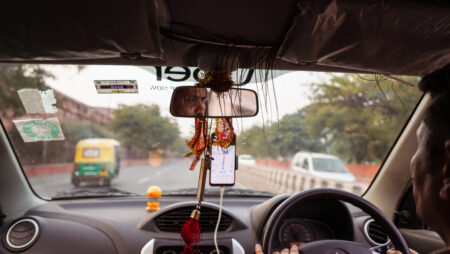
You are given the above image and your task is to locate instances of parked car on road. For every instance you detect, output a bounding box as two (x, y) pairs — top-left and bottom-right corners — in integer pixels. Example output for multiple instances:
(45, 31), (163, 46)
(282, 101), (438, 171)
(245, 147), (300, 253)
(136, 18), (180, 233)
(291, 152), (356, 182)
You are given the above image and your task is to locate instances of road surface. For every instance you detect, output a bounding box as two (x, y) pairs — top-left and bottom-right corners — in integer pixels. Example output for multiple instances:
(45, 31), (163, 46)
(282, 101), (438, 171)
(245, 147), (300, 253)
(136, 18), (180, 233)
(29, 158), (248, 198)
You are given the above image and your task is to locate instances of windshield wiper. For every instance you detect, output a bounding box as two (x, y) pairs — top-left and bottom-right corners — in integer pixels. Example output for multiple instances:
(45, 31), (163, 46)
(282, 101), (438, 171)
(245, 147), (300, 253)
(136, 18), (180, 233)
(165, 188), (274, 197)
(52, 187), (140, 200)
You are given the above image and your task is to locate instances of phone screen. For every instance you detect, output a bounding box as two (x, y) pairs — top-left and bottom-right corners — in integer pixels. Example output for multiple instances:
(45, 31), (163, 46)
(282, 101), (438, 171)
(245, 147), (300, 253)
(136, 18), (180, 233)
(210, 136), (236, 186)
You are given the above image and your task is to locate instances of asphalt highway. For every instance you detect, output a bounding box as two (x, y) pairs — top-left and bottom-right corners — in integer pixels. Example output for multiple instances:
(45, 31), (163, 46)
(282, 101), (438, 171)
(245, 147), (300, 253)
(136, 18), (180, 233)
(29, 158), (248, 199)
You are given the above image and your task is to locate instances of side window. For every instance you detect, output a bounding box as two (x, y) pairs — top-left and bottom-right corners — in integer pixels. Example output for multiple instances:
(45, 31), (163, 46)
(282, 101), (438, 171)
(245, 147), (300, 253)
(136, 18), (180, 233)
(302, 158), (309, 170)
(294, 156), (303, 168)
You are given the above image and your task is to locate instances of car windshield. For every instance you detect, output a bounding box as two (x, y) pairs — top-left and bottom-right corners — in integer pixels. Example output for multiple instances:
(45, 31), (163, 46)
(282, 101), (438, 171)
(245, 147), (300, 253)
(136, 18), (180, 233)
(0, 64), (422, 199)
(312, 158), (348, 173)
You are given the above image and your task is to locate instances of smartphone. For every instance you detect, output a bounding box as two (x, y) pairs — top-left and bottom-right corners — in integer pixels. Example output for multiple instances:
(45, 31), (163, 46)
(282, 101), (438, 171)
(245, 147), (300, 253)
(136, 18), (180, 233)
(209, 134), (236, 186)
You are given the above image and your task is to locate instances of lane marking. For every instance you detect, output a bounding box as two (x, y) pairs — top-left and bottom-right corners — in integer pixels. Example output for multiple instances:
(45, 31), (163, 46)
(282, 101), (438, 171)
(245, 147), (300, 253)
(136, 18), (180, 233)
(137, 164), (177, 185)
(138, 176), (150, 184)
(155, 167), (171, 177)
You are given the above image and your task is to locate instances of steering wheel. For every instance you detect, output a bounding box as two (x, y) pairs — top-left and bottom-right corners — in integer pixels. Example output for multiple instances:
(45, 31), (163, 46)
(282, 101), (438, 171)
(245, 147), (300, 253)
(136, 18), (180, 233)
(262, 188), (410, 254)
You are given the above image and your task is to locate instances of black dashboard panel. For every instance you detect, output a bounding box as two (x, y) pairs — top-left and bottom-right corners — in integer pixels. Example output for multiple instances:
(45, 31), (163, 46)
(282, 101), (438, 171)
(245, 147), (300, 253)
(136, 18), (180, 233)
(22, 216), (116, 253)
(138, 201), (247, 233)
(0, 196), (265, 254)
(0, 195), (379, 254)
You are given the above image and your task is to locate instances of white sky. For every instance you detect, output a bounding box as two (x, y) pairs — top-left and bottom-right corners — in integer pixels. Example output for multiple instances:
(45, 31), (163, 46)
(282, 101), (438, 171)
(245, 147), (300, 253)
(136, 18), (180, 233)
(43, 65), (330, 137)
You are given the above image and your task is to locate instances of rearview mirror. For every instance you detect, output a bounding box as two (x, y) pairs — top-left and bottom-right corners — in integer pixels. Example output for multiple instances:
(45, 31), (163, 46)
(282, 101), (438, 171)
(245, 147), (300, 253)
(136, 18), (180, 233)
(170, 86), (258, 118)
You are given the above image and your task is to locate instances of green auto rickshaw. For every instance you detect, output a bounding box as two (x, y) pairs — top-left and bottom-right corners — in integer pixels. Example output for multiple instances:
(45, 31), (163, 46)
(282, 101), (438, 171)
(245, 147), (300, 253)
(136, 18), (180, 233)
(72, 138), (120, 187)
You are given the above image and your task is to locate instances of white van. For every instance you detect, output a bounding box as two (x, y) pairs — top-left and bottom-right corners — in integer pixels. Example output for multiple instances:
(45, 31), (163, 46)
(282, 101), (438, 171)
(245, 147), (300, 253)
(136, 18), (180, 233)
(291, 152), (356, 182)
(238, 154), (256, 166)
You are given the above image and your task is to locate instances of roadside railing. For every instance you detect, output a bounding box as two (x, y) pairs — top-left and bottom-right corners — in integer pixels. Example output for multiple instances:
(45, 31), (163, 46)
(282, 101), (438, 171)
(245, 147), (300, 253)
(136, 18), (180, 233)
(237, 164), (368, 195)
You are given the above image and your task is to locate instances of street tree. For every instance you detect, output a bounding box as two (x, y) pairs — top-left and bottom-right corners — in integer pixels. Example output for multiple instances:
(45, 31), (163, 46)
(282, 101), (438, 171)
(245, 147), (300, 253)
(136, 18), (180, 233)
(238, 74), (421, 164)
(238, 111), (324, 159)
(303, 74), (421, 163)
(110, 104), (180, 152)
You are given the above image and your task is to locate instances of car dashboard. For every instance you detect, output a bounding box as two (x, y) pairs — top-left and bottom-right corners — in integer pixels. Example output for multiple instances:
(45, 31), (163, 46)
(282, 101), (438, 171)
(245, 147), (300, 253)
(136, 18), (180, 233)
(0, 194), (387, 254)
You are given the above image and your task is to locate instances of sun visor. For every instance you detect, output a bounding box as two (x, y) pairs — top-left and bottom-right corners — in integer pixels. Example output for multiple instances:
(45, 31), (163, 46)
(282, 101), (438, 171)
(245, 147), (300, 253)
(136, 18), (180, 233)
(0, 0), (167, 61)
(277, 0), (450, 75)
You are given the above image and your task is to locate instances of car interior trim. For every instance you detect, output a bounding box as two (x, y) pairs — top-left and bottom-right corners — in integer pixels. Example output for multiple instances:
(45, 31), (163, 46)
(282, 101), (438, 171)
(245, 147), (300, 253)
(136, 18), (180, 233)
(0, 122), (45, 222)
(160, 28), (275, 49)
(363, 218), (391, 246)
(5, 218), (39, 250)
(27, 209), (128, 254)
(140, 238), (155, 254)
(231, 238), (245, 254)
(138, 201), (246, 232)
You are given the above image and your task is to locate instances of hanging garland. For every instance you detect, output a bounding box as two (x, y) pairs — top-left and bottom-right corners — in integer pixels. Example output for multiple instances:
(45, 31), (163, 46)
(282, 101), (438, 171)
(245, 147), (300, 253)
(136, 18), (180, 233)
(197, 72), (234, 93)
(184, 71), (236, 170)
(181, 71), (236, 254)
(184, 118), (209, 171)
(213, 118), (234, 149)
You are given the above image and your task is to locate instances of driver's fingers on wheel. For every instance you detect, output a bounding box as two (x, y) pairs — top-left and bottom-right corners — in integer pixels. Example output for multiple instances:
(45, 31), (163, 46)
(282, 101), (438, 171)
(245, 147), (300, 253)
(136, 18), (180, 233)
(280, 248), (289, 254)
(387, 249), (402, 254)
(255, 244), (264, 254)
(290, 245), (299, 254)
(387, 248), (418, 254)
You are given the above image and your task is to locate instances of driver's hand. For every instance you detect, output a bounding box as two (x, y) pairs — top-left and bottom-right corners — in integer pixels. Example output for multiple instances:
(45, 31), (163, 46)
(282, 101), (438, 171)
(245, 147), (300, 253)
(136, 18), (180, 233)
(255, 244), (418, 254)
(387, 248), (418, 254)
(255, 244), (299, 254)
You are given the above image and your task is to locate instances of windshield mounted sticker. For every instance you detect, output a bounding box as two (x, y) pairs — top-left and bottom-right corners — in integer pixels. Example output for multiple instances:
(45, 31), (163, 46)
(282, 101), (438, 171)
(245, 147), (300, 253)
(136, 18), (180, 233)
(13, 118), (65, 143)
(140, 66), (290, 85)
(94, 80), (138, 93)
(18, 89), (57, 114)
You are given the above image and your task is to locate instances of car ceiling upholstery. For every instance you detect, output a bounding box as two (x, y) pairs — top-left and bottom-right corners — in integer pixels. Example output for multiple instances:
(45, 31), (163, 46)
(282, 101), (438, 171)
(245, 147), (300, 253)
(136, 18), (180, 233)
(0, 0), (449, 75)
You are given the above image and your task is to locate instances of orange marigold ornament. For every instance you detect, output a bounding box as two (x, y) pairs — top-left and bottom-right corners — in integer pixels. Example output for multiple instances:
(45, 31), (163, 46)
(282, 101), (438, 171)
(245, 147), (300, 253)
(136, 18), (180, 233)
(214, 118), (234, 149)
(198, 72), (234, 93)
(185, 118), (209, 171)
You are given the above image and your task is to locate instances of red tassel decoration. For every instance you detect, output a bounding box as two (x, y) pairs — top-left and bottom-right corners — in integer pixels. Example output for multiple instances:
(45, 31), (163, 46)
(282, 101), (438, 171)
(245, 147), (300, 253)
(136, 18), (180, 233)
(181, 207), (201, 254)
(180, 220), (200, 254)
(181, 150), (207, 254)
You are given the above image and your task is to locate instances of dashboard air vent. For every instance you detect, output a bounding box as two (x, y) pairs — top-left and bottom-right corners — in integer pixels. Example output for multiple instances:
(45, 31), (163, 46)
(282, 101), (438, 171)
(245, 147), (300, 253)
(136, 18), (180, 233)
(155, 206), (232, 232)
(4, 218), (39, 252)
(364, 219), (390, 246)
